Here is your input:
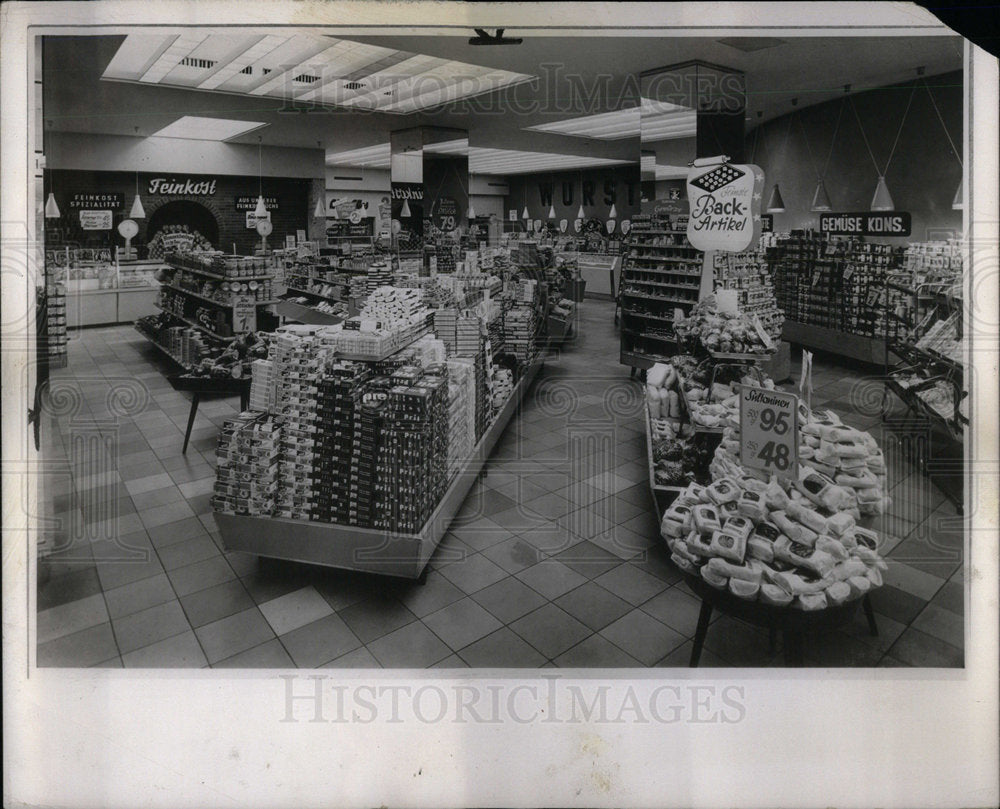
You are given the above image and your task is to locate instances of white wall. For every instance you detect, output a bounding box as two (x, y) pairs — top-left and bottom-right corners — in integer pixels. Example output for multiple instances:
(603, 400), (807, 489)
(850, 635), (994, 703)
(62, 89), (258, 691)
(48, 132), (324, 179)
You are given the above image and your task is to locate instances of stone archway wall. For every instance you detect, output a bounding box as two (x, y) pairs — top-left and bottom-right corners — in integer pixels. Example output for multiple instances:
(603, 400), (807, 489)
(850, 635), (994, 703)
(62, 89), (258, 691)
(143, 196), (224, 248)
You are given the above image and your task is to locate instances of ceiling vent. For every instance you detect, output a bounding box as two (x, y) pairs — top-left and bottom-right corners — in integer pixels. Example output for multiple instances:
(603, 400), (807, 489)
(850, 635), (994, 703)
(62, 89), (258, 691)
(179, 57), (217, 69)
(294, 74), (320, 84)
(344, 81), (365, 90)
(239, 66), (252, 75)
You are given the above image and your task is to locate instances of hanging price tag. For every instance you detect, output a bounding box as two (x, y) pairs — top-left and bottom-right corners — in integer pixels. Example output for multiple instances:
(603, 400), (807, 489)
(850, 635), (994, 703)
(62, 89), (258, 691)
(739, 386), (799, 478)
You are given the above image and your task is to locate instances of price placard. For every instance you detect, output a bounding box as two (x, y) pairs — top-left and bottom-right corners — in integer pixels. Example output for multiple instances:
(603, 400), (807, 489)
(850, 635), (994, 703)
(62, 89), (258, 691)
(739, 386), (798, 477)
(233, 296), (257, 335)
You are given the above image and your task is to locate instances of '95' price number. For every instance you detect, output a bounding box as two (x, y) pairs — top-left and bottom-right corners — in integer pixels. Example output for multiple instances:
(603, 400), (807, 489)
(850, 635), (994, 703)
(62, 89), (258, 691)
(740, 388), (798, 475)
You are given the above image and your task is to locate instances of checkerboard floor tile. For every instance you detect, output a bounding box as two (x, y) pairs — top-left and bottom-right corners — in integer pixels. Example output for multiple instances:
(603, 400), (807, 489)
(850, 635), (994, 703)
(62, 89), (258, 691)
(35, 302), (965, 668)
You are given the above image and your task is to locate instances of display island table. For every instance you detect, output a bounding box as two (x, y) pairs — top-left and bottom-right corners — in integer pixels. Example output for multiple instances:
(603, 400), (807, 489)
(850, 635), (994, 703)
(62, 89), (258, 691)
(216, 345), (548, 582)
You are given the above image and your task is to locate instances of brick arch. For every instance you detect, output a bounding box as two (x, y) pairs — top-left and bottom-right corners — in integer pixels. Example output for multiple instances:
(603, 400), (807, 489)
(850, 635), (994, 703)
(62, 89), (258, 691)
(142, 196), (223, 246)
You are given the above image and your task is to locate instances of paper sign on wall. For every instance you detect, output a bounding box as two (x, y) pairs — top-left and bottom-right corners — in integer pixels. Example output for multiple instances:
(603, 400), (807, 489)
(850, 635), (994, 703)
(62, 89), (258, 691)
(686, 157), (764, 253)
(79, 210), (112, 230)
(247, 211), (271, 228)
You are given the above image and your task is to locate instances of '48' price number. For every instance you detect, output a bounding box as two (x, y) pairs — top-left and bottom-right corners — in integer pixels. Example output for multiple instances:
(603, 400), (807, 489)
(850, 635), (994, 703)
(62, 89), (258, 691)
(755, 406), (791, 471)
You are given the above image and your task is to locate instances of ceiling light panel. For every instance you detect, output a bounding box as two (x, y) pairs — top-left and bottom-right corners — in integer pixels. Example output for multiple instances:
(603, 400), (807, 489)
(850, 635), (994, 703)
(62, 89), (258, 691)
(150, 115), (268, 141)
(139, 34), (209, 83)
(325, 143), (392, 168)
(102, 33), (535, 114)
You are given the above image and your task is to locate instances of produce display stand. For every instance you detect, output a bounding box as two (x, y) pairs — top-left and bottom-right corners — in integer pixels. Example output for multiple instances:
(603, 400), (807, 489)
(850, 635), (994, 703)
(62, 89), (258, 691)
(684, 571), (878, 667)
(642, 405), (684, 521)
(272, 299), (345, 326)
(782, 320), (886, 366)
(216, 343), (549, 581)
(168, 374), (251, 454)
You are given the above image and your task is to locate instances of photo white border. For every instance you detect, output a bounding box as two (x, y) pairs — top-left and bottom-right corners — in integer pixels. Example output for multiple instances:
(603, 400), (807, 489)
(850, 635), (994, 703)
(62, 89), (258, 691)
(3, 3), (997, 807)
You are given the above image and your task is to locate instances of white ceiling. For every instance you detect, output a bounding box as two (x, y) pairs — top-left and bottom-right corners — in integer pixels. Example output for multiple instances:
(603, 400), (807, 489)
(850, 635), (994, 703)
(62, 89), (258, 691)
(44, 31), (963, 175)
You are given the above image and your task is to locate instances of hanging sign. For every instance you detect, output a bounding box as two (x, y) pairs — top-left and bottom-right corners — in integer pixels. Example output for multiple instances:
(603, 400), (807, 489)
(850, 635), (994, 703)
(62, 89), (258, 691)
(654, 198), (688, 216)
(432, 196), (459, 232)
(559, 219), (568, 233)
(573, 219), (583, 233)
(509, 210), (518, 222)
(79, 210), (113, 230)
(69, 193), (123, 210)
(235, 195), (279, 211)
(739, 386), (799, 478)
(147, 177), (217, 196)
(605, 220), (616, 234)
(686, 157), (764, 252)
(233, 296), (257, 334)
(246, 211), (271, 228)
(819, 212), (911, 237)
(620, 219), (631, 236)
(760, 214), (773, 233)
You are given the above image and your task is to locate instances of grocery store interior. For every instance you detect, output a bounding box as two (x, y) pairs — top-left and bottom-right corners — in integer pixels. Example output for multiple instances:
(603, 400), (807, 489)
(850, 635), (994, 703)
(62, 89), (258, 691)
(34, 30), (966, 669)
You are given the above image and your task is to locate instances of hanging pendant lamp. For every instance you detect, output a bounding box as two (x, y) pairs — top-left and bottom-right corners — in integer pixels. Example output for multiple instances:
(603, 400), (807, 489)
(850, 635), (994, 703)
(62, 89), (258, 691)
(400, 198), (412, 218)
(952, 178), (963, 210)
(766, 184), (786, 213)
(521, 206), (529, 220)
(576, 203), (585, 220)
(130, 171), (146, 218)
(810, 180), (832, 212)
(609, 202), (618, 219)
(44, 192), (61, 218)
(547, 204), (556, 219)
(314, 195), (326, 218)
(870, 176), (894, 211)
(467, 199), (476, 219)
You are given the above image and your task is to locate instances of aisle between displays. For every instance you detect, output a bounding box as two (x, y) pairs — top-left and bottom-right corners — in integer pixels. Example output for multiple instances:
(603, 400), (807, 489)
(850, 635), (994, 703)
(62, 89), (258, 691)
(35, 299), (963, 668)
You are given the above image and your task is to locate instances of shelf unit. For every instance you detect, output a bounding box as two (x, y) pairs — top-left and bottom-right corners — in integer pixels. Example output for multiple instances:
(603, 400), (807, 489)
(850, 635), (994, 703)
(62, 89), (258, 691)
(618, 215), (705, 371)
(216, 342), (549, 580)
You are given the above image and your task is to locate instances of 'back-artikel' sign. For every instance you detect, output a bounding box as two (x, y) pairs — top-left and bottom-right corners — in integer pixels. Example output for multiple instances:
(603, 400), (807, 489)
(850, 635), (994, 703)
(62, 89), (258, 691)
(686, 158), (765, 253)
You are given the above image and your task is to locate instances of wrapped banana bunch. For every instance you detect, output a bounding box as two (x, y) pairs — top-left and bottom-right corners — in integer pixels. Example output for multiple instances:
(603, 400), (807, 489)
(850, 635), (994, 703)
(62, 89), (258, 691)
(660, 474), (888, 610)
(674, 294), (773, 354)
(684, 372), (774, 430)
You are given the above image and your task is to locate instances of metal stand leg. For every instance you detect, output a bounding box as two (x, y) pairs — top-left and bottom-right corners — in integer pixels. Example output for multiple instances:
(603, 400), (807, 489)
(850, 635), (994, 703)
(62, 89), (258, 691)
(182, 393), (200, 455)
(863, 593), (879, 636)
(690, 601), (713, 667)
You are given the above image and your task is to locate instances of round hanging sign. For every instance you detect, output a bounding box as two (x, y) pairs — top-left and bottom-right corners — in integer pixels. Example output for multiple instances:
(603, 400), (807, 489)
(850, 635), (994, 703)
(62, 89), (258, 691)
(348, 209), (363, 225)
(559, 219), (568, 233)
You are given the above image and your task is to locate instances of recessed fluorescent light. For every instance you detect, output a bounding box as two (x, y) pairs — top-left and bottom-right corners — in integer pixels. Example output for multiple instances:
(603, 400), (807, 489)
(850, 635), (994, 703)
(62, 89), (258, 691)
(525, 99), (696, 142)
(149, 116), (268, 141)
(716, 37), (786, 53)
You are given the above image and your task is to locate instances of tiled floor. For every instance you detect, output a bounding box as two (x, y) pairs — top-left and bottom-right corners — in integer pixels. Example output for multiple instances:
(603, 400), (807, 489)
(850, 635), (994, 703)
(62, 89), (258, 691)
(36, 302), (965, 668)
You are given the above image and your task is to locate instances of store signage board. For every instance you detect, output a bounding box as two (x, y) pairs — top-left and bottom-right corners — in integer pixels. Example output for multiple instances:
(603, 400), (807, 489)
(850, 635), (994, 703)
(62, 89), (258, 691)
(654, 198), (688, 216)
(433, 196), (459, 232)
(235, 196), (279, 211)
(685, 157), (764, 253)
(79, 210), (113, 230)
(246, 211), (271, 228)
(233, 297), (257, 334)
(70, 193), (123, 210)
(147, 177), (217, 196)
(285, 235), (296, 249)
(716, 288), (739, 315)
(739, 386), (799, 478)
(819, 212), (911, 236)
(760, 214), (773, 233)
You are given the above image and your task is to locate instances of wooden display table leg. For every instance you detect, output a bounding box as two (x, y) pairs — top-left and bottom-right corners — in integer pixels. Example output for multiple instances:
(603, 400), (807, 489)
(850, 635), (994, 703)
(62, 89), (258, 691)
(863, 593), (879, 636)
(689, 600), (714, 667)
(182, 393), (201, 455)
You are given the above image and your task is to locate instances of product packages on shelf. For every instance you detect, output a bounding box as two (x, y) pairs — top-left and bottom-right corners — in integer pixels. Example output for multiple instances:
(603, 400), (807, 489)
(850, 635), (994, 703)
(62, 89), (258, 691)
(210, 270), (552, 551)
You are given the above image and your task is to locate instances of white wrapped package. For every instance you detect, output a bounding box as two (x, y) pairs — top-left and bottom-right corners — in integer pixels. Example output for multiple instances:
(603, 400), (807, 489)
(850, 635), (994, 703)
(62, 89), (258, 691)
(701, 565), (728, 589)
(825, 510), (856, 538)
(646, 363), (672, 388)
(830, 558), (868, 582)
(816, 535), (850, 562)
(729, 578), (760, 600)
(706, 557), (762, 584)
(825, 581), (851, 606)
(786, 500), (827, 534)
(671, 553), (698, 574)
(797, 592), (829, 611)
(847, 575), (872, 598)
(760, 583), (794, 607)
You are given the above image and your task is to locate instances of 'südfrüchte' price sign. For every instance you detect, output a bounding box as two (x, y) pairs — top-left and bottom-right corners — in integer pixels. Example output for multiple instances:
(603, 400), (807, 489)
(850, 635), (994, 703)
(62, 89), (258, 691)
(739, 386), (798, 477)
